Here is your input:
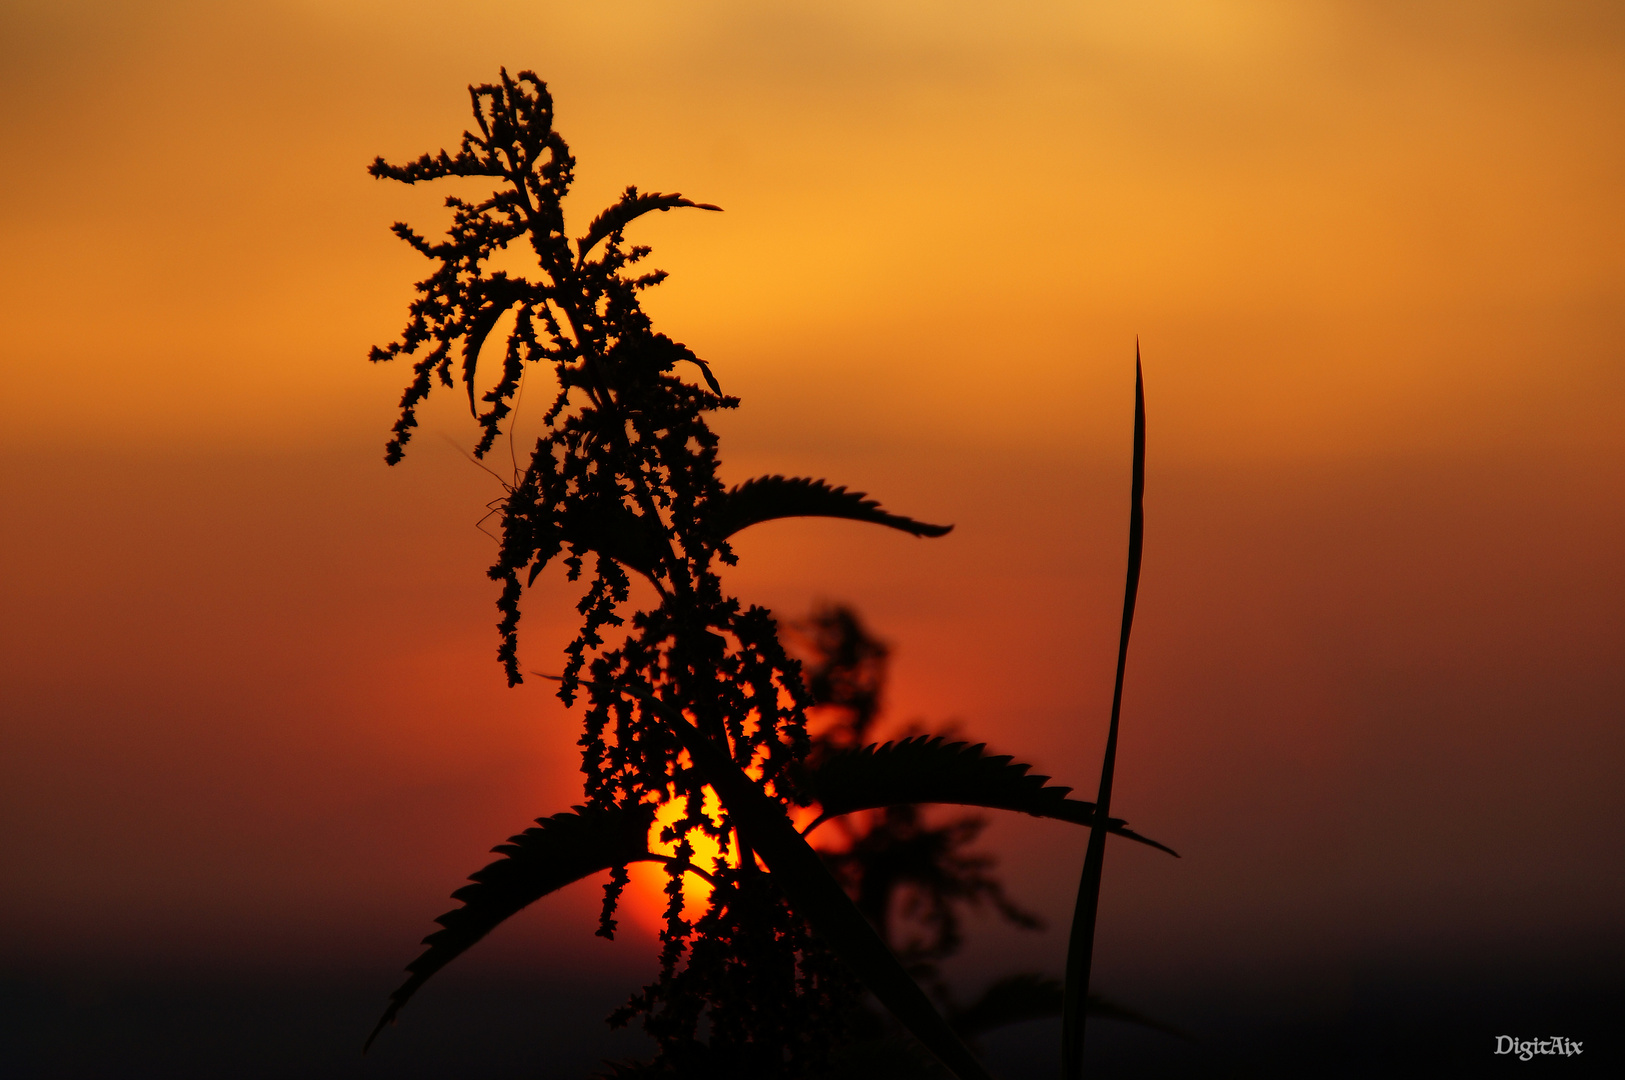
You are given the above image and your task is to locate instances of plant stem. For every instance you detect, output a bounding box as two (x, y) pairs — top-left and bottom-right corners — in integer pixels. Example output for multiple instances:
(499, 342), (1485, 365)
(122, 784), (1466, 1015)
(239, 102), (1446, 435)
(1062, 347), (1145, 1080)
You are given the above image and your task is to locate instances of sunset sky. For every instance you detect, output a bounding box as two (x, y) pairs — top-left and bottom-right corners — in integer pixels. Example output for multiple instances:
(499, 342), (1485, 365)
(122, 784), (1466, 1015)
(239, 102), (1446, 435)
(2, 2), (1621, 1075)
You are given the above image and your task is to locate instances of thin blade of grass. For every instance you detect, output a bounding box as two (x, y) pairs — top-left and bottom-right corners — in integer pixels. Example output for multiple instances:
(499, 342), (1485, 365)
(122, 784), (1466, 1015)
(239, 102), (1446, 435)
(1062, 347), (1145, 1080)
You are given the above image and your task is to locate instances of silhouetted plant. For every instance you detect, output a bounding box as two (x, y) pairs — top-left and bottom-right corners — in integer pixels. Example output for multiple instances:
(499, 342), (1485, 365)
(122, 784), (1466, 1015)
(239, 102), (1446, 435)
(795, 606), (1039, 987)
(793, 605), (1179, 1058)
(363, 69), (1169, 1080)
(1063, 354), (1146, 1080)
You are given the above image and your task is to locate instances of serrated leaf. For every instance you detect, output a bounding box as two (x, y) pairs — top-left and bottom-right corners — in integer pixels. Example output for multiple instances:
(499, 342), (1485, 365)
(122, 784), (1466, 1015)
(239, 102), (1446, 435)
(366, 803), (658, 1050)
(797, 736), (1176, 857)
(951, 974), (1184, 1041)
(951, 973), (1062, 1038)
(576, 190), (721, 264)
(459, 276), (530, 413)
(708, 476), (953, 541)
(688, 355), (723, 397)
(541, 478), (953, 580)
(604, 331), (724, 397)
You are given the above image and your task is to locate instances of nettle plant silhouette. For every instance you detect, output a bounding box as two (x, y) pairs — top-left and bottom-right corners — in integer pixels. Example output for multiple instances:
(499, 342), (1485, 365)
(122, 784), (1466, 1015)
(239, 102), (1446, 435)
(364, 70), (1169, 1080)
(792, 606), (1180, 1064)
(796, 605), (1045, 997)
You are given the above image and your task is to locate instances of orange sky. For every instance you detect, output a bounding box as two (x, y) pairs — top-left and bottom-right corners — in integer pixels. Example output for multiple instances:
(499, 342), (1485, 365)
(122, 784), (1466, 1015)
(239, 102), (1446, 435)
(2, 0), (1621, 1032)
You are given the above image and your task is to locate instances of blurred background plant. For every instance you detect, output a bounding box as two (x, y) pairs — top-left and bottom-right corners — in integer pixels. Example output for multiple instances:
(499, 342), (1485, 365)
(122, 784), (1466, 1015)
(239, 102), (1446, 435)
(789, 604), (1180, 1077)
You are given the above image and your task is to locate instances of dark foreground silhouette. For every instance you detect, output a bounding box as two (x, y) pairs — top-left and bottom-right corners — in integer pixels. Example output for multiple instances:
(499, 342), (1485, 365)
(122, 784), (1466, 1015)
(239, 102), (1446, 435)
(358, 68), (1176, 1079)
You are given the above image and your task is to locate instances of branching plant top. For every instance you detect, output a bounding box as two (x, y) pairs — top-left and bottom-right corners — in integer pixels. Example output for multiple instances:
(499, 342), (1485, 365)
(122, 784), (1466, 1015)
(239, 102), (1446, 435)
(366, 70), (1170, 1080)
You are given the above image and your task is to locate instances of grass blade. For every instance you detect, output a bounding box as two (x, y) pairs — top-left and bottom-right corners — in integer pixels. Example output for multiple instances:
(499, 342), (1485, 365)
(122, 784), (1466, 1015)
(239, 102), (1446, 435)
(1062, 348), (1146, 1079)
